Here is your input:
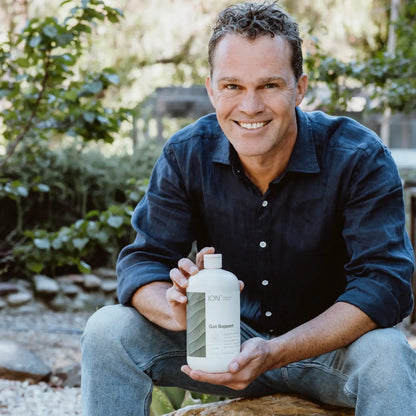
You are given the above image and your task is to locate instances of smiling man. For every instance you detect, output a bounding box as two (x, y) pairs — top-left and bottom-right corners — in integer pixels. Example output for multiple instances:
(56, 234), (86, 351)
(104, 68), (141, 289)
(81, 2), (416, 416)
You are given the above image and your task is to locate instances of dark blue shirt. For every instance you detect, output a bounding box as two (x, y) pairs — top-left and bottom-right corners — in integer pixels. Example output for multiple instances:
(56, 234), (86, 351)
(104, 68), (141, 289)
(117, 108), (415, 336)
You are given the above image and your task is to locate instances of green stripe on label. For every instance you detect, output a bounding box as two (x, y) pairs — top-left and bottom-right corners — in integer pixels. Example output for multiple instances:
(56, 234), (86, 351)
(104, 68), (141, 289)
(187, 292), (206, 357)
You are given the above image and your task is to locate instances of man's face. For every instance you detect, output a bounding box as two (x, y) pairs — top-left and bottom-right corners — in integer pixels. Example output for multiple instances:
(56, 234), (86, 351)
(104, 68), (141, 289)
(206, 34), (307, 162)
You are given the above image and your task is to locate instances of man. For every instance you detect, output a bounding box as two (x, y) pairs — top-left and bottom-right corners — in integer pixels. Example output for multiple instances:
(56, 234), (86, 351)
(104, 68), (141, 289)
(81, 2), (416, 415)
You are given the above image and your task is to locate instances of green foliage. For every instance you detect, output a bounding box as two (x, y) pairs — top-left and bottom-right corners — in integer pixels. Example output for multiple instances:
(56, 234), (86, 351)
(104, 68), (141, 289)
(150, 387), (225, 416)
(13, 194), (144, 276)
(0, 0), (128, 170)
(0, 142), (158, 277)
(304, 0), (416, 114)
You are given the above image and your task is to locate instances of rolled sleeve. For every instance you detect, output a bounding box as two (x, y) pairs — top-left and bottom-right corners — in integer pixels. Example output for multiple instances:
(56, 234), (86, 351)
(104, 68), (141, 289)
(337, 146), (415, 326)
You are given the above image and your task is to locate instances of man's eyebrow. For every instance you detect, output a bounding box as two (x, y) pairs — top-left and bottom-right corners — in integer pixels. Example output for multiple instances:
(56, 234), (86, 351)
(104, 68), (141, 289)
(259, 76), (286, 83)
(217, 76), (240, 83)
(216, 76), (286, 83)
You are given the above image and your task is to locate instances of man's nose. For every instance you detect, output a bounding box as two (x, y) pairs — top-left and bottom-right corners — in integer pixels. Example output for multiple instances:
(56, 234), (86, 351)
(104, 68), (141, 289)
(238, 90), (265, 114)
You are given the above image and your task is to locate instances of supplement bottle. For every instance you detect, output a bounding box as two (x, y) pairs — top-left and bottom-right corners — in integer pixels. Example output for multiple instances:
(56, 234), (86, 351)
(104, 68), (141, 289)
(186, 253), (240, 373)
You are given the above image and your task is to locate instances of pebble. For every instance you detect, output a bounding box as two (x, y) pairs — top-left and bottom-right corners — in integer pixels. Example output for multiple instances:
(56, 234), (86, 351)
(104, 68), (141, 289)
(7, 292), (33, 307)
(61, 283), (80, 297)
(82, 273), (102, 290)
(94, 267), (117, 279)
(0, 282), (19, 296)
(101, 280), (118, 293)
(33, 275), (59, 297)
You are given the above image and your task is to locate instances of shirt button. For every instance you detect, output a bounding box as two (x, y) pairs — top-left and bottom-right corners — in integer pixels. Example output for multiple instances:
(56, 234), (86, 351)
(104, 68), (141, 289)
(262, 200), (268, 207)
(261, 280), (269, 286)
(265, 311), (272, 317)
(259, 241), (267, 248)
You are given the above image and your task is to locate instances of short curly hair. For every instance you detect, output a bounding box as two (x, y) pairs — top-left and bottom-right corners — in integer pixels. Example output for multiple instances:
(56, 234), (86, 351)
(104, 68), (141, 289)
(208, 1), (303, 80)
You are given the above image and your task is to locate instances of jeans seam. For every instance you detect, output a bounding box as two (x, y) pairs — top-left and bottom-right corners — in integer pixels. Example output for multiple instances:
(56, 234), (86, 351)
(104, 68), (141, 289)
(138, 350), (186, 372)
(286, 360), (356, 405)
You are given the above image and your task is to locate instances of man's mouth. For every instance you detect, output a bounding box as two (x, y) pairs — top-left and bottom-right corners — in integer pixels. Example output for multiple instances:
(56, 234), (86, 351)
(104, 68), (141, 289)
(235, 121), (270, 130)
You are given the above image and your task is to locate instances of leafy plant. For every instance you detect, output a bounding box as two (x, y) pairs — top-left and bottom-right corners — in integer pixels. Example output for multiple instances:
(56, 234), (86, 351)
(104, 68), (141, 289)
(0, 0), (128, 171)
(150, 387), (225, 416)
(304, 0), (416, 114)
(11, 178), (148, 277)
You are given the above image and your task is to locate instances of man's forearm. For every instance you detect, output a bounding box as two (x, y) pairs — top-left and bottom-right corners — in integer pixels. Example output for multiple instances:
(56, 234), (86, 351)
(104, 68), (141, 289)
(132, 281), (184, 331)
(269, 301), (377, 369)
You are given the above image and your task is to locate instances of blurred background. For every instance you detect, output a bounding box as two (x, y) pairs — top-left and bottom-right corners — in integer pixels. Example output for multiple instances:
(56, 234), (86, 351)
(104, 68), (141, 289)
(0, 1), (415, 415)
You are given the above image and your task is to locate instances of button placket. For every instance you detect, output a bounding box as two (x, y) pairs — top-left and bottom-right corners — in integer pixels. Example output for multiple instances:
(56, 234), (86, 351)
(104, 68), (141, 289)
(256, 195), (273, 331)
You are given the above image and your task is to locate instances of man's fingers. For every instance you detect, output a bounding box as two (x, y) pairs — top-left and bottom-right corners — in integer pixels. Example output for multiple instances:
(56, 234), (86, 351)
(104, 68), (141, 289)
(177, 258), (199, 276)
(180, 365), (249, 391)
(196, 246), (215, 269)
(166, 285), (187, 304)
(169, 268), (189, 290)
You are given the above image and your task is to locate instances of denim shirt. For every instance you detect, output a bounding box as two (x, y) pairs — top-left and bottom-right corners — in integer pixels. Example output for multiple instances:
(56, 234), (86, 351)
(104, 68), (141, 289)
(117, 108), (414, 336)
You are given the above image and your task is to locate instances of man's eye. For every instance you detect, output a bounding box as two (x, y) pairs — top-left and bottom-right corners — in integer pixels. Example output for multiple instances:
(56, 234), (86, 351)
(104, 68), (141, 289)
(226, 84), (239, 90)
(265, 83), (278, 89)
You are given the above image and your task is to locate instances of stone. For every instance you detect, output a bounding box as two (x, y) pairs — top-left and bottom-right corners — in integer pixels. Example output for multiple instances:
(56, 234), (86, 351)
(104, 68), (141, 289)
(57, 274), (86, 285)
(165, 394), (355, 416)
(61, 283), (80, 297)
(47, 295), (71, 312)
(7, 292), (33, 307)
(82, 274), (102, 290)
(33, 274), (59, 297)
(93, 267), (117, 280)
(0, 282), (19, 296)
(50, 363), (81, 388)
(12, 303), (46, 314)
(101, 280), (118, 293)
(0, 341), (51, 383)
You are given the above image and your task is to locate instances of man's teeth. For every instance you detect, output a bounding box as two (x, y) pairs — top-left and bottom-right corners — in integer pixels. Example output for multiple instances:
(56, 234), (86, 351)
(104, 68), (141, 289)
(239, 122), (265, 129)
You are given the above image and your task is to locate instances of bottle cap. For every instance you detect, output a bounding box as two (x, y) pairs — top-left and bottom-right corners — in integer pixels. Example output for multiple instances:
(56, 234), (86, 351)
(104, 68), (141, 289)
(204, 253), (222, 269)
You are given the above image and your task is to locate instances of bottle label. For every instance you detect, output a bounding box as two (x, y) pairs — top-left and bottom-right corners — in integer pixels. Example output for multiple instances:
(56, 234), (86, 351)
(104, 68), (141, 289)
(187, 291), (240, 358)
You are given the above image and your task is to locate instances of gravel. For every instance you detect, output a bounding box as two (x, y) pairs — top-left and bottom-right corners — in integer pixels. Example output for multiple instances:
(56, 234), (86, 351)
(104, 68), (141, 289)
(0, 310), (91, 416)
(0, 380), (81, 416)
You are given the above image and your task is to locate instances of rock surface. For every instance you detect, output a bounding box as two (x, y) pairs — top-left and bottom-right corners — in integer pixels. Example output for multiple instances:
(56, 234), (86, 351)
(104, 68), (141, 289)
(33, 274), (59, 297)
(164, 394), (355, 416)
(0, 341), (51, 383)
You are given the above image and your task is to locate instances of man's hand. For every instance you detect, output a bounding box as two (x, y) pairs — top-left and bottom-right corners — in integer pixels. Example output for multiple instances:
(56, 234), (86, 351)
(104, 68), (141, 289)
(181, 337), (273, 390)
(166, 246), (215, 330)
(181, 302), (377, 390)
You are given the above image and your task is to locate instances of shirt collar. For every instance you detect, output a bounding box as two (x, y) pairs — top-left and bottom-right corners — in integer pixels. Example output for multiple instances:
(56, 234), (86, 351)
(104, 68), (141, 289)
(286, 107), (320, 174)
(211, 107), (320, 174)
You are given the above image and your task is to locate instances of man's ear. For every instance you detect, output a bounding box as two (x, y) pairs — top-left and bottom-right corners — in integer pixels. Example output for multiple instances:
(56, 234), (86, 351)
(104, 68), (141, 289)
(295, 73), (308, 107)
(205, 75), (216, 109)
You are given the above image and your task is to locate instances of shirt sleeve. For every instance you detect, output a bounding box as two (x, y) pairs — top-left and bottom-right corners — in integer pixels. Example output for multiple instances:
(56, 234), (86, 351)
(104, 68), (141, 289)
(337, 145), (415, 327)
(116, 143), (196, 305)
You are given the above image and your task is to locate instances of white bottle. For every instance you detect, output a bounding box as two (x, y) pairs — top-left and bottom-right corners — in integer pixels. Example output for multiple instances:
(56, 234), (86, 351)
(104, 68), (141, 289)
(186, 253), (240, 373)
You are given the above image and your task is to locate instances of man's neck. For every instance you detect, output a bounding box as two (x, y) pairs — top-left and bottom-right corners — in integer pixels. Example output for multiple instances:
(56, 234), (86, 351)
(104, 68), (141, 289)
(239, 137), (296, 195)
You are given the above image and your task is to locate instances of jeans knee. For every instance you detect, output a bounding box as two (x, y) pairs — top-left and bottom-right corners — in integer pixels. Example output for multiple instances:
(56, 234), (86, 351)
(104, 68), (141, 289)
(348, 327), (415, 382)
(81, 305), (139, 354)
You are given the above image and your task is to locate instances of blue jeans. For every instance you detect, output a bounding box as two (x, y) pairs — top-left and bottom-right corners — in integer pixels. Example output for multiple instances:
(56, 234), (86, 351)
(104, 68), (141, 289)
(81, 305), (416, 416)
